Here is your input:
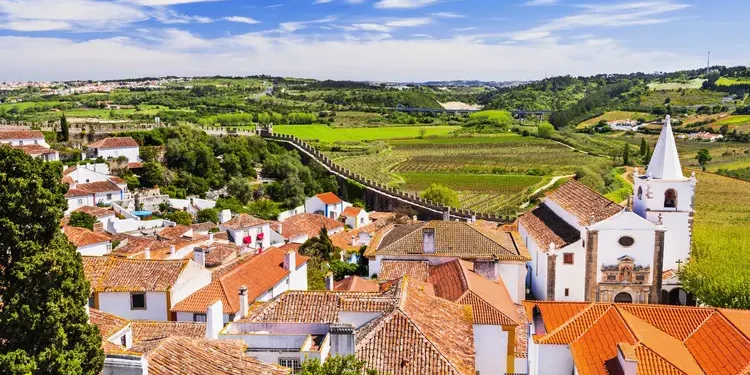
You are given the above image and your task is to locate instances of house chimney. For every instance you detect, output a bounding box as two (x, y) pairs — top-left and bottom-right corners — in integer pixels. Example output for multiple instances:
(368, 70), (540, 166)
(473, 258), (499, 282)
(412, 215), (417, 221)
(471, 215), (476, 224)
(325, 272), (334, 291)
(443, 207), (451, 221)
(329, 324), (355, 356)
(206, 300), (223, 340)
(169, 245), (175, 256)
(283, 251), (296, 273)
(422, 228), (435, 254)
(350, 235), (356, 246)
(238, 285), (249, 319)
(193, 247), (206, 267)
(616, 343), (638, 375)
(143, 247), (150, 260)
(219, 209), (232, 224)
(208, 232), (214, 241)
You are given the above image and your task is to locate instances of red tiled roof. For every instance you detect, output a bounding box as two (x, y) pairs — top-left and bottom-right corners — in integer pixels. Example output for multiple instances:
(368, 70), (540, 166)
(65, 188), (92, 198)
(156, 225), (192, 240)
(518, 203), (581, 249)
(75, 180), (122, 194)
(272, 213), (344, 240)
(108, 176), (126, 185)
(13, 144), (56, 156)
(0, 130), (44, 140)
(89, 308), (129, 339)
(127, 162), (144, 169)
(191, 222), (217, 232)
(89, 137), (138, 149)
(334, 276), (379, 292)
(379, 260), (430, 282)
(221, 214), (267, 230)
(63, 226), (111, 247)
(82, 256), (190, 292)
(545, 179), (623, 226)
(315, 192), (342, 205)
(130, 321), (206, 345)
(341, 206), (363, 217)
(172, 248), (309, 314)
(73, 205), (114, 218)
(368, 211), (396, 221)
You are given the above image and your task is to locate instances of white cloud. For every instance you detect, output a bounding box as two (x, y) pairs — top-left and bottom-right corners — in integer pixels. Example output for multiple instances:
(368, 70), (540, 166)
(0, 32), (713, 82)
(412, 33), (433, 39)
(223, 16), (260, 24)
(346, 17), (430, 33)
(570, 33), (595, 39)
(453, 26), (477, 31)
(125, 0), (221, 5)
(280, 16), (335, 32)
(374, 0), (440, 9)
(352, 23), (392, 32)
(0, 19), (71, 31)
(431, 12), (464, 18)
(153, 9), (212, 24)
(0, 0), (147, 31)
(523, 0), (559, 6)
(313, 0), (334, 3)
(385, 17), (431, 27)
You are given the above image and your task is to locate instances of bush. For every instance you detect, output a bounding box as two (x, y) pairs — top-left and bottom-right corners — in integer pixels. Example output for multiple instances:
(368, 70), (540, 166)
(537, 123), (555, 138)
(166, 210), (193, 226)
(420, 183), (460, 208)
(69, 212), (96, 230)
(196, 208), (219, 223)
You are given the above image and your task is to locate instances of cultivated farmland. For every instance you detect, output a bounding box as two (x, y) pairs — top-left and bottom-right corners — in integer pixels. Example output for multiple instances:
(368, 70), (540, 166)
(273, 124), (459, 142)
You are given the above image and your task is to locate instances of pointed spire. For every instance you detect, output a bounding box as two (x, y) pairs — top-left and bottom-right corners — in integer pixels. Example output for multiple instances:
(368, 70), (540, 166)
(646, 115), (684, 179)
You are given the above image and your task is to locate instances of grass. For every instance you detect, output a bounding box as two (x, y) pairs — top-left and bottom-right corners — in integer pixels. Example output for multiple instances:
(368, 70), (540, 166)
(273, 124), (460, 142)
(469, 110), (511, 121)
(399, 173), (542, 194)
(577, 111), (656, 129)
(716, 77), (750, 86)
(639, 89), (726, 107)
(647, 79), (705, 90)
(0, 100), (61, 111)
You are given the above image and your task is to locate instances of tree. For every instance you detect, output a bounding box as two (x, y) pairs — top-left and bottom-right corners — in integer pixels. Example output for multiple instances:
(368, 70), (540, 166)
(280, 174), (306, 209)
(141, 161), (167, 187)
(227, 176), (254, 204)
(299, 228), (338, 263)
(59, 113), (69, 142)
(247, 199), (281, 220)
(537, 123), (555, 138)
(196, 208), (218, 223)
(352, 199), (367, 210)
(418, 128), (426, 139)
(299, 355), (380, 375)
(622, 144), (630, 166)
(719, 124), (729, 136)
(0, 147), (103, 374)
(166, 210), (193, 226)
(69, 212), (96, 230)
(639, 138), (648, 156)
(696, 148), (712, 171)
(420, 183), (460, 208)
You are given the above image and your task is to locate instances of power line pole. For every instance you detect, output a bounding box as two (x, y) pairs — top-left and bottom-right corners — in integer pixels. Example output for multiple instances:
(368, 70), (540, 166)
(706, 51), (710, 76)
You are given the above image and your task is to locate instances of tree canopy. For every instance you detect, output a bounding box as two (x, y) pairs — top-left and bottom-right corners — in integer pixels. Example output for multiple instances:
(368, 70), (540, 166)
(299, 355), (380, 375)
(0, 147), (103, 374)
(420, 183), (460, 208)
(69, 212), (96, 231)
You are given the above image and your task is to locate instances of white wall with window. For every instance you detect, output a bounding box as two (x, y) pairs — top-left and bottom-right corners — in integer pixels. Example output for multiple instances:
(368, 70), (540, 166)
(95, 147), (139, 163)
(76, 241), (112, 257)
(66, 195), (94, 213)
(97, 291), (169, 321)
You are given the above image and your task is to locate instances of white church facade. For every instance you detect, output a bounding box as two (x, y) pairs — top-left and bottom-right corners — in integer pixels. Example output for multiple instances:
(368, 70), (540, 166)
(519, 115), (696, 305)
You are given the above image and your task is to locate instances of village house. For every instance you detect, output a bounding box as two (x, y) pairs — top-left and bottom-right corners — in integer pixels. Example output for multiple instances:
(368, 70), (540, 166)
(0, 129), (49, 147)
(62, 163), (112, 184)
(87, 136), (140, 163)
(71, 205), (116, 226)
(191, 221), (218, 236)
(340, 206), (370, 229)
(110, 232), (211, 260)
(218, 213), (272, 250)
(64, 177), (129, 212)
(11, 144), (59, 161)
(524, 301), (750, 375)
(364, 220), (531, 304)
(172, 247), (309, 324)
(305, 192), (350, 219)
(218, 278), (475, 375)
(63, 225), (112, 256)
(82, 257), (211, 321)
(269, 213), (345, 245)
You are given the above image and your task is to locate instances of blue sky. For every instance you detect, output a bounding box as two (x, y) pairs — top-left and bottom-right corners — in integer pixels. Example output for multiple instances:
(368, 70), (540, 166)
(0, 0), (747, 81)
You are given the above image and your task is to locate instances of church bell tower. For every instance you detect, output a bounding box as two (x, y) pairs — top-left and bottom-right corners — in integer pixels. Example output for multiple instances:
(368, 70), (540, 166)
(632, 115), (696, 272)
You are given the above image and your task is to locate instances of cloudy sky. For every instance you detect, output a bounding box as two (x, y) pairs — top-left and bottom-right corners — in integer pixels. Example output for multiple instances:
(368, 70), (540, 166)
(0, 0), (747, 81)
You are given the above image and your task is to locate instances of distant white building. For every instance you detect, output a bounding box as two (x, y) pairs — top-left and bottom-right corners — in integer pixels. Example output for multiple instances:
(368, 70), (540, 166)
(305, 192), (350, 219)
(88, 137), (140, 163)
(218, 213), (271, 250)
(339, 206), (369, 229)
(63, 226), (112, 256)
(64, 178), (128, 211)
(0, 129), (49, 148)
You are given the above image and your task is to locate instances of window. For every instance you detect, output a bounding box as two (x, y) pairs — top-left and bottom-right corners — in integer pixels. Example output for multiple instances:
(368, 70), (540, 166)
(637, 186), (643, 200)
(88, 295), (95, 307)
(106, 193), (112, 200)
(636, 275), (645, 282)
(563, 253), (574, 265)
(664, 189), (677, 208)
(564, 288), (570, 297)
(130, 293), (146, 310)
(77, 199), (83, 205)
(279, 358), (301, 372)
(607, 275), (616, 281)
(19, 141), (23, 145)
(34, 140), (38, 144)
(120, 335), (127, 346)
(618, 236), (635, 247)
(106, 244), (112, 252)
(193, 314), (207, 322)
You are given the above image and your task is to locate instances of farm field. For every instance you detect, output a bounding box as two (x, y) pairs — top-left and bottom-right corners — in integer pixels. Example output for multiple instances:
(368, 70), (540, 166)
(647, 79), (705, 90)
(679, 112), (731, 127)
(577, 111), (656, 128)
(639, 89), (726, 107)
(716, 77), (750, 86)
(273, 124), (459, 142)
(710, 115), (750, 132)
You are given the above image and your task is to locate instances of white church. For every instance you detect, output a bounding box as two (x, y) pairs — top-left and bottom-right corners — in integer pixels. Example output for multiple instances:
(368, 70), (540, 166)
(519, 115), (697, 305)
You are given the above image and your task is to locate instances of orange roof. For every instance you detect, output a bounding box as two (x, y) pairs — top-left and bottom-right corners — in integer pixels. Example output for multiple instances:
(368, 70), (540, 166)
(89, 308), (129, 339)
(172, 248), (309, 314)
(334, 276), (379, 292)
(315, 192), (342, 204)
(0, 129), (44, 140)
(88, 137), (138, 149)
(272, 213), (343, 240)
(545, 179), (623, 226)
(13, 144), (57, 156)
(130, 321), (206, 345)
(82, 257), (190, 292)
(379, 260), (430, 282)
(63, 226), (111, 247)
(73, 205), (114, 218)
(156, 225), (192, 240)
(525, 301), (750, 375)
(127, 162), (143, 169)
(75, 180), (122, 194)
(65, 188), (92, 198)
(220, 214), (267, 230)
(341, 206), (363, 217)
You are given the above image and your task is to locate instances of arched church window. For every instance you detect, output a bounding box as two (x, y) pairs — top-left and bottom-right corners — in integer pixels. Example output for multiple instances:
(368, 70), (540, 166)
(637, 186), (643, 200)
(614, 292), (633, 303)
(664, 189), (677, 208)
(618, 236), (635, 247)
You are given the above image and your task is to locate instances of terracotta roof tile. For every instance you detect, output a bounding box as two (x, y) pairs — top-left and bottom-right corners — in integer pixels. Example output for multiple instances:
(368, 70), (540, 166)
(519, 203), (581, 249)
(341, 206), (363, 217)
(82, 257), (189, 292)
(172, 248), (308, 314)
(523, 300), (591, 332)
(64, 226), (111, 247)
(221, 214), (267, 230)
(191, 222), (217, 232)
(272, 213), (343, 239)
(75, 180), (122, 194)
(13, 144), (56, 156)
(127, 162), (144, 169)
(379, 260), (430, 282)
(365, 221), (528, 261)
(65, 188), (92, 198)
(130, 321), (206, 345)
(156, 225), (192, 240)
(569, 308), (636, 375)
(618, 304), (713, 341)
(89, 137), (139, 149)
(143, 337), (290, 375)
(334, 276), (380, 292)
(0, 130), (44, 140)
(536, 304), (611, 344)
(719, 309), (750, 338)
(330, 221), (388, 253)
(685, 313), (750, 375)
(315, 192), (342, 205)
(89, 308), (129, 339)
(73, 205), (115, 218)
(546, 179), (623, 225)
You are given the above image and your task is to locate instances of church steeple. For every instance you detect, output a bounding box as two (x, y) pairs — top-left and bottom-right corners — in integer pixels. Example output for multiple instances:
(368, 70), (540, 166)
(646, 115), (684, 180)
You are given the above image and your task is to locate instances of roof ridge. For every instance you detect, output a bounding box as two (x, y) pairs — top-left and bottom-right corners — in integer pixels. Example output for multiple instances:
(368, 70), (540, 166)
(537, 303), (602, 343)
(380, 223), (425, 253)
(714, 309), (750, 341)
(465, 290), (518, 325)
(571, 305), (618, 343)
(466, 223), (515, 255)
(682, 309), (717, 342)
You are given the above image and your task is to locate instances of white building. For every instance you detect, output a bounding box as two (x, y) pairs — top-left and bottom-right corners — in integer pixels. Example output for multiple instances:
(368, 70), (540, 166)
(364, 220), (531, 304)
(340, 206), (369, 229)
(0, 129), (49, 148)
(304, 192), (350, 219)
(88, 137), (140, 163)
(62, 163), (112, 184)
(64, 177), (128, 212)
(218, 213), (271, 249)
(12, 144), (59, 161)
(172, 247), (308, 324)
(83, 257), (211, 321)
(63, 226), (112, 256)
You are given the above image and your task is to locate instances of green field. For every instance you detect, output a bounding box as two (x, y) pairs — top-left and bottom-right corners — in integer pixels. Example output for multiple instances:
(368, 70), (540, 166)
(640, 89), (726, 107)
(647, 78), (705, 90)
(273, 124), (460, 142)
(577, 111), (656, 129)
(716, 77), (750, 86)
(469, 110), (512, 122)
(399, 173), (542, 194)
(0, 100), (61, 111)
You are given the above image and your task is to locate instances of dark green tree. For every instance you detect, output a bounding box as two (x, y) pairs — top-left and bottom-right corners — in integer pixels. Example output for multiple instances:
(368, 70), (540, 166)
(196, 208), (219, 224)
(281, 174), (306, 209)
(227, 176), (254, 204)
(299, 228), (338, 263)
(166, 210), (193, 226)
(0, 147), (104, 374)
(639, 138), (648, 156)
(420, 183), (460, 208)
(141, 161), (167, 187)
(69, 212), (96, 230)
(696, 148), (712, 171)
(299, 355), (379, 375)
(622, 144), (630, 166)
(247, 199), (280, 220)
(59, 113), (69, 142)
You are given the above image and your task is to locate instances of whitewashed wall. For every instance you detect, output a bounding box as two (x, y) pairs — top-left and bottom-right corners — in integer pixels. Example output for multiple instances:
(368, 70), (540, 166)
(96, 147), (139, 163)
(474, 325), (508, 375)
(98, 291), (168, 321)
(77, 241), (112, 257)
(553, 240), (585, 301)
(498, 262), (526, 304)
(170, 261), (211, 304)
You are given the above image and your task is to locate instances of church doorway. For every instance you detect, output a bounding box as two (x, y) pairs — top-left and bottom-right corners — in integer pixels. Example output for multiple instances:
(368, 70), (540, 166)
(667, 288), (697, 306)
(614, 292), (633, 303)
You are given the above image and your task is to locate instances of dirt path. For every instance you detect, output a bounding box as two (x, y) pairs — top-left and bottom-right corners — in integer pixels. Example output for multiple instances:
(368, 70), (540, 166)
(520, 175), (575, 209)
